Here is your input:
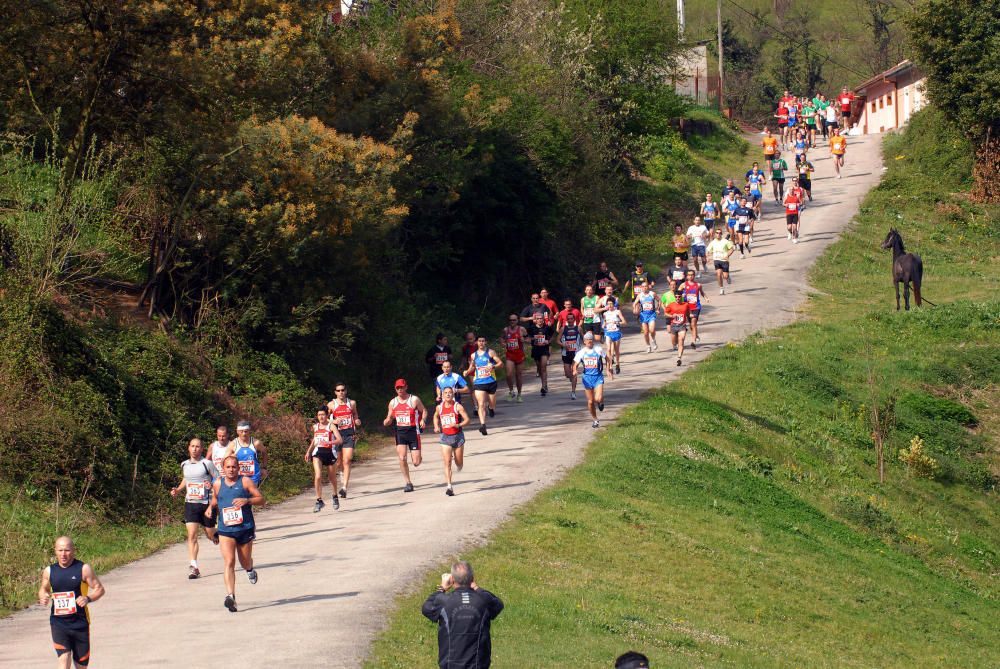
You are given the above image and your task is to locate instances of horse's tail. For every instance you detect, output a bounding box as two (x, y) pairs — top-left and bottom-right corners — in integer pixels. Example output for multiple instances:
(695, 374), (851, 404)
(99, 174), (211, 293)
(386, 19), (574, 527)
(913, 254), (926, 307)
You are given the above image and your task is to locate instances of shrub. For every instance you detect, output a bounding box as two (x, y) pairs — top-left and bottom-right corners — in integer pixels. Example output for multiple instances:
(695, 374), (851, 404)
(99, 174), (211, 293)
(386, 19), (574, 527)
(898, 436), (939, 479)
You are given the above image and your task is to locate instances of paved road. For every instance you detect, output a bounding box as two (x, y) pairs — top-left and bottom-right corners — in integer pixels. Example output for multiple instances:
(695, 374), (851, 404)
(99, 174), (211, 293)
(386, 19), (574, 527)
(0, 134), (883, 668)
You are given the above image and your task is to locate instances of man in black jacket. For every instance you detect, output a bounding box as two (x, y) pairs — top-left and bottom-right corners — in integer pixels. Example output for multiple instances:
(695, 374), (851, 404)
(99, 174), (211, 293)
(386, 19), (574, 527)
(422, 561), (503, 669)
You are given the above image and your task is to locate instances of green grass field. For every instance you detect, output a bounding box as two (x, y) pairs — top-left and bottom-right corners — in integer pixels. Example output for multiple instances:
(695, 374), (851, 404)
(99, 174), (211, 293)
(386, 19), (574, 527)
(365, 109), (1000, 668)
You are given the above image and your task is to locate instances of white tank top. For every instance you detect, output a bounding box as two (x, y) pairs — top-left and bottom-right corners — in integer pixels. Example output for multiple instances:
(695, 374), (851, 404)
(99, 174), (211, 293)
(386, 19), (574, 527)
(210, 441), (230, 472)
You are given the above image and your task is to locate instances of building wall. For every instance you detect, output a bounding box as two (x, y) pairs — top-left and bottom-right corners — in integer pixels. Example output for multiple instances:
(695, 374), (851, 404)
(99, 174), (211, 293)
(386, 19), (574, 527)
(861, 70), (926, 134)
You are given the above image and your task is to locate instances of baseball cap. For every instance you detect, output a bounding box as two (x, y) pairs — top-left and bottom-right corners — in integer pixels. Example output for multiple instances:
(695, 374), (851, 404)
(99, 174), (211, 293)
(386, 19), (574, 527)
(634, 260), (644, 266)
(236, 420), (251, 430)
(583, 332), (594, 340)
(394, 378), (407, 389)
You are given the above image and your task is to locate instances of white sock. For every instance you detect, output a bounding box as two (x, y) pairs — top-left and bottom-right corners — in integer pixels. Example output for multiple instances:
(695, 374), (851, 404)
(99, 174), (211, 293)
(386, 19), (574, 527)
(191, 560), (198, 568)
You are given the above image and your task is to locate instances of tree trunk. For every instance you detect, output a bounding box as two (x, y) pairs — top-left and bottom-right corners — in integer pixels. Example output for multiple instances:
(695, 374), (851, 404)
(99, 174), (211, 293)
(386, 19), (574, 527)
(972, 127), (1000, 203)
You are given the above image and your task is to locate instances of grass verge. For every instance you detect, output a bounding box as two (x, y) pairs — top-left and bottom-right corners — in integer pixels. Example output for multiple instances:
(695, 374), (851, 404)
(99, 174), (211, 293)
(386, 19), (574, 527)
(365, 109), (1000, 667)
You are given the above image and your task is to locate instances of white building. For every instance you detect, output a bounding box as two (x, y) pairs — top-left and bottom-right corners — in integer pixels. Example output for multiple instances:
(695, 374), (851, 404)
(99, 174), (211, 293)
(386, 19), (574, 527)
(854, 60), (926, 134)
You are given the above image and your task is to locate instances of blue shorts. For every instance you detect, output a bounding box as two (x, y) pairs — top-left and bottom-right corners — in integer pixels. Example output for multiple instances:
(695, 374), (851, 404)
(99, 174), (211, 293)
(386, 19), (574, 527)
(582, 375), (605, 390)
(691, 246), (706, 258)
(788, 118), (797, 127)
(605, 330), (621, 342)
(639, 311), (657, 324)
(727, 219), (736, 229)
(218, 528), (256, 546)
(750, 192), (761, 202)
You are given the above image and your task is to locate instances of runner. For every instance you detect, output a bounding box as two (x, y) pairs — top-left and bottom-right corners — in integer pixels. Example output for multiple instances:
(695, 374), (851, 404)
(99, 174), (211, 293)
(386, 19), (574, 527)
(597, 283), (618, 315)
(746, 166), (766, 220)
(501, 315), (527, 402)
(303, 407), (343, 512)
(580, 284), (602, 341)
(600, 297), (627, 375)
(39, 536), (105, 668)
(721, 178), (741, 200)
(538, 288), (558, 326)
(519, 293), (551, 324)
(783, 184), (803, 243)
(328, 383), (362, 498)
(623, 261), (652, 300)
(170, 438), (219, 579)
(699, 193), (718, 231)
(816, 93), (831, 140)
(664, 297), (691, 366)
(593, 261), (619, 292)
(802, 98), (817, 148)
(686, 215), (709, 278)
(722, 189), (739, 240)
(209, 425), (231, 475)
(433, 387), (470, 497)
(632, 282), (659, 353)
(775, 102), (790, 146)
(526, 312), (554, 396)
(707, 228), (735, 294)
(793, 130), (808, 167)
(573, 332), (613, 429)
(825, 101), (839, 140)
(668, 255), (688, 299)
(210, 455), (264, 613)
(465, 336), (503, 435)
(830, 127), (847, 179)
(680, 269), (708, 348)
(733, 196), (756, 257)
(424, 333), (452, 381)
(837, 87), (855, 132)
(382, 379), (428, 492)
(559, 312), (582, 398)
(796, 158), (815, 200)
(460, 331), (478, 367)
(762, 128), (779, 172)
(435, 360), (469, 405)
(671, 223), (689, 262)
(786, 100), (799, 148)
(769, 151), (789, 203)
(555, 298), (583, 331)
(232, 421), (267, 488)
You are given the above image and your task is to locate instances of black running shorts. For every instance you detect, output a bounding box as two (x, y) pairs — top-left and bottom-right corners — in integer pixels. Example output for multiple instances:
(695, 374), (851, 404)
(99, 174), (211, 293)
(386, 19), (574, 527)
(52, 624), (90, 665)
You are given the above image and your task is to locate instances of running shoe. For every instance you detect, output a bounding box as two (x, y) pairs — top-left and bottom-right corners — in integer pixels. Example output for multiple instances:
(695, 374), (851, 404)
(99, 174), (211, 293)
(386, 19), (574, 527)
(479, 425), (488, 436)
(696, 336), (701, 343)
(313, 499), (324, 513)
(339, 488), (347, 498)
(540, 387), (547, 397)
(787, 232), (792, 240)
(403, 482), (415, 493)
(793, 238), (799, 244)
(331, 496), (340, 510)
(720, 288), (725, 295)
(505, 391), (514, 401)
(691, 341), (697, 350)
(597, 402), (605, 412)
(445, 487), (454, 497)
(592, 420), (600, 429)
(488, 407), (495, 418)
(210, 533), (219, 545)
(740, 253), (745, 259)
(570, 391), (576, 400)
(676, 358), (682, 366)
(516, 395), (523, 403)
(224, 594), (237, 613)
(645, 345), (651, 353)
(188, 566), (200, 580)
(247, 569), (258, 585)
(652, 343), (658, 352)
(615, 364), (621, 374)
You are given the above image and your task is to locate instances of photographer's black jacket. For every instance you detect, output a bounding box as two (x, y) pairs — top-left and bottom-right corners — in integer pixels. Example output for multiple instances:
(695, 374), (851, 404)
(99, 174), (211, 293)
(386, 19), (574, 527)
(422, 586), (504, 669)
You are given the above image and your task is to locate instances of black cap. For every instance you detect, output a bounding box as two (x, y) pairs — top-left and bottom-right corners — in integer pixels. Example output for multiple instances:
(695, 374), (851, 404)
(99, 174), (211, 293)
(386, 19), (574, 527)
(635, 260), (644, 266)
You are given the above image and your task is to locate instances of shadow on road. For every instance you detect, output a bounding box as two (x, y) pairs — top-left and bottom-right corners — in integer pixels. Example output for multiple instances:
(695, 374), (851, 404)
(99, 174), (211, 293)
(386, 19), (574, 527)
(240, 591), (361, 612)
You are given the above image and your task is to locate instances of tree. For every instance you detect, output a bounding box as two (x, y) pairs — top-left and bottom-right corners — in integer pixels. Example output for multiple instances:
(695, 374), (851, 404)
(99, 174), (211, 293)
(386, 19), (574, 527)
(907, 0), (1000, 201)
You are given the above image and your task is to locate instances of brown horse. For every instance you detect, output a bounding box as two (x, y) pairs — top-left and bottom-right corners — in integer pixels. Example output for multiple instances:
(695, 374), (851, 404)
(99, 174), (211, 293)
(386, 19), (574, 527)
(880, 228), (928, 310)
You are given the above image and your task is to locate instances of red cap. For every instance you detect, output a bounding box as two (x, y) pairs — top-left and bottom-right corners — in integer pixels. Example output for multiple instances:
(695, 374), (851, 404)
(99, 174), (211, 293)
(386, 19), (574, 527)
(394, 378), (407, 389)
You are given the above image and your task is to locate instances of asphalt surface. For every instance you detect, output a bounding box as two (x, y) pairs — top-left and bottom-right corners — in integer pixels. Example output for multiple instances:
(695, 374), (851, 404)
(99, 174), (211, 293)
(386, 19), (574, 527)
(0, 133), (883, 668)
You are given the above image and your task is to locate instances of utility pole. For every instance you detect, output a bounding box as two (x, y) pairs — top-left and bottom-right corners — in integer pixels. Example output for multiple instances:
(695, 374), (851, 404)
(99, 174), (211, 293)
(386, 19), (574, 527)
(717, 0), (724, 113)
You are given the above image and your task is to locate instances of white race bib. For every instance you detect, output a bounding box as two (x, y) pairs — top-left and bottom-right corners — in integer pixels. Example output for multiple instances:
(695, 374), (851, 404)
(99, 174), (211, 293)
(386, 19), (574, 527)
(187, 482), (207, 501)
(222, 506), (244, 527)
(238, 460), (255, 476)
(396, 413), (412, 427)
(52, 591), (77, 616)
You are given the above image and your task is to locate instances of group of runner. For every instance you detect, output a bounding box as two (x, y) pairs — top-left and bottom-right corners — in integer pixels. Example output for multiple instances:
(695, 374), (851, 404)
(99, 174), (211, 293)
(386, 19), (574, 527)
(37, 90), (851, 666)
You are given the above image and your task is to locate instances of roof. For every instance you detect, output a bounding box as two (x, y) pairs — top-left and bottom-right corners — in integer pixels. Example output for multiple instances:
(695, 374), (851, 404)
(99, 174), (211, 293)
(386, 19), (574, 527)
(854, 60), (921, 94)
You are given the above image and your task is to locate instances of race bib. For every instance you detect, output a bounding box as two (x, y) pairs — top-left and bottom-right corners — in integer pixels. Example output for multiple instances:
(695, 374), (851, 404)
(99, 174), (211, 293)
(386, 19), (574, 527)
(238, 460), (255, 476)
(52, 591), (77, 616)
(583, 357), (599, 369)
(686, 294), (698, 304)
(672, 314), (685, 325)
(313, 433), (331, 448)
(222, 505), (244, 527)
(395, 413), (412, 427)
(441, 414), (457, 428)
(434, 352), (449, 364)
(565, 339), (579, 351)
(787, 203), (798, 211)
(505, 339), (519, 350)
(583, 307), (594, 318)
(187, 481), (208, 501)
(642, 302), (654, 312)
(603, 322), (618, 333)
(533, 335), (547, 346)
(475, 366), (493, 379)
(337, 416), (353, 428)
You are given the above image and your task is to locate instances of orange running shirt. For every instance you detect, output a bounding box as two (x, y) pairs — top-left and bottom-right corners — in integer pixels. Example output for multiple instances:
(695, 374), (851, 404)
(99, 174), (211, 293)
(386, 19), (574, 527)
(830, 136), (847, 155)
(762, 136), (779, 156)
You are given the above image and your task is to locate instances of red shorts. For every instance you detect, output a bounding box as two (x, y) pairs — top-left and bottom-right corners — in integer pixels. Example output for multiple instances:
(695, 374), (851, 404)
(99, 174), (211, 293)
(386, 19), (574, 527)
(505, 350), (525, 364)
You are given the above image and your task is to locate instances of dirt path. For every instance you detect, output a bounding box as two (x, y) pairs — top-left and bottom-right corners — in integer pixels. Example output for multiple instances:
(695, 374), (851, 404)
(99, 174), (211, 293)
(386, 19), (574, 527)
(0, 134), (883, 668)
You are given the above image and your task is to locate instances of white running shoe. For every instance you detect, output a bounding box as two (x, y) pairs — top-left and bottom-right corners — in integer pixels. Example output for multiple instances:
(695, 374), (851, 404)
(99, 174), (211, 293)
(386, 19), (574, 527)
(592, 420), (600, 429)
(652, 343), (658, 352)
(787, 231), (792, 240)
(646, 345), (651, 353)
(720, 288), (725, 295)
(793, 238), (799, 244)
(570, 391), (576, 400)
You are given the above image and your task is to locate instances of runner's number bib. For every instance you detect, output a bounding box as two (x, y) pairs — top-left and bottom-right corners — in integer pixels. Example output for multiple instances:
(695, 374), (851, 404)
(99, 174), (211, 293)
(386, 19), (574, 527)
(222, 506), (244, 527)
(52, 591), (77, 616)
(188, 482), (208, 501)
(238, 460), (255, 476)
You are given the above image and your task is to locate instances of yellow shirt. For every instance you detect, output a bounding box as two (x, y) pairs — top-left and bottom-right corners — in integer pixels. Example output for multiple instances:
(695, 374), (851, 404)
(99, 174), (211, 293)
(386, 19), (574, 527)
(762, 136), (779, 156)
(830, 136), (847, 155)
(672, 233), (690, 253)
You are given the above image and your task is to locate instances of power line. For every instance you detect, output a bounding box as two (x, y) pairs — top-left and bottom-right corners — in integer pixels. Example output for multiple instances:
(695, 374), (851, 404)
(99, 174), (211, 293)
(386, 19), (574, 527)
(721, 0), (874, 83)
